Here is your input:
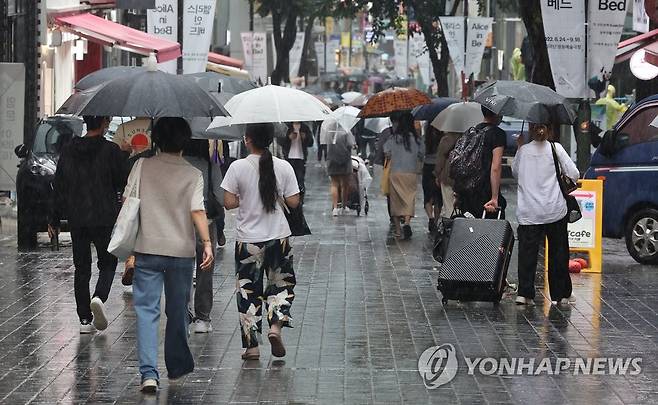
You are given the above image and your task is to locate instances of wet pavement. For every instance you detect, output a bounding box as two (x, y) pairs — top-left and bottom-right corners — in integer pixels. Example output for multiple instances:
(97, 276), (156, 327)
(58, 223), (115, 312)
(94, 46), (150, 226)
(0, 162), (656, 404)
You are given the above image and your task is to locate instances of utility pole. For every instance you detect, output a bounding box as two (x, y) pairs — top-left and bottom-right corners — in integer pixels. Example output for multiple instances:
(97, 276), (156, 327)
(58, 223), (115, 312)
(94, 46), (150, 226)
(574, 0), (592, 173)
(249, 0), (254, 31)
(177, 0), (183, 74)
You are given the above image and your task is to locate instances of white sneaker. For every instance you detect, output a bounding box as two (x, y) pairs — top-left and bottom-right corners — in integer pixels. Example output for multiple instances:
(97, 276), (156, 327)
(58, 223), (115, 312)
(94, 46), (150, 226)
(90, 297), (108, 331)
(80, 320), (95, 334)
(558, 298), (571, 307)
(515, 296), (534, 306)
(192, 319), (212, 333)
(332, 208), (341, 217)
(568, 294), (577, 303)
(140, 378), (158, 394)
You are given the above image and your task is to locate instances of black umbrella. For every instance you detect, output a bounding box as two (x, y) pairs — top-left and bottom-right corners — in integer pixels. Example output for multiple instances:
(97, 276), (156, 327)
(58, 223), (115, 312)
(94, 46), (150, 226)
(474, 80), (577, 124)
(75, 66), (146, 91)
(412, 97), (460, 121)
(186, 71), (257, 94)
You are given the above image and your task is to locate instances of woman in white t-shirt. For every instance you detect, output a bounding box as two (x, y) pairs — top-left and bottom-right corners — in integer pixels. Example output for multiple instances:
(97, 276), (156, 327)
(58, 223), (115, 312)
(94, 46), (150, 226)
(512, 122), (579, 307)
(221, 123), (300, 360)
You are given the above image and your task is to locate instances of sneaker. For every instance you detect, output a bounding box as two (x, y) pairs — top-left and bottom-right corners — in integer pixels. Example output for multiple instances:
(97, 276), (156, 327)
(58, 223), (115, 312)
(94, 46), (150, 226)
(402, 224), (412, 240)
(515, 296), (534, 306)
(558, 298), (572, 307)
(332, 208), (341, 217)
(192, 319), (212, 333)
(568, 294), (577, 303)
(80, 320), (95, 334)
(217, 232), (226, 248)
(140, 378), (158, 394)
(90, 297), (108, 331)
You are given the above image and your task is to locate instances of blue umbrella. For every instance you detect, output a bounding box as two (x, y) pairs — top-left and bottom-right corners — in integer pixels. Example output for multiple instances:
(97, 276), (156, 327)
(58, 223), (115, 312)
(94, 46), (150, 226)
(412, 97), (460, 121)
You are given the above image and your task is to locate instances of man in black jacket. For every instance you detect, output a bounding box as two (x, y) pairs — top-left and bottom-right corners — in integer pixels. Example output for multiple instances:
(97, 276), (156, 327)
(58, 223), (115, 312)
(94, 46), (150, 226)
(279, 122), (314, 196)
(50, 116), (128, 334)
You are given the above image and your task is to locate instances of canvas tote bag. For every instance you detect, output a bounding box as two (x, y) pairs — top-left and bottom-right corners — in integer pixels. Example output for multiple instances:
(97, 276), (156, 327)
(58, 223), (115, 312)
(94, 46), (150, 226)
(108, 158), (144, 260)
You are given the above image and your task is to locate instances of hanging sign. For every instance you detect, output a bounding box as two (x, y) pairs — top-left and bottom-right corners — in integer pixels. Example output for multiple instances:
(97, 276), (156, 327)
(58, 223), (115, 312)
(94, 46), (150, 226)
(394, 37), (408, 78)
(147, 0), (177, 73)
(327, 36), (340, 73)
(289, 32), (306, 81)
(0, 63), (25, 191)
(182, 0), (216, 74)
(410, 34), (432, 85)
(440, 17), (466, 75)
(315, 41), (325, 72)
(242, 32), (268, 83)
(634, 0), (650, 32)
(465, 17), (493, 77)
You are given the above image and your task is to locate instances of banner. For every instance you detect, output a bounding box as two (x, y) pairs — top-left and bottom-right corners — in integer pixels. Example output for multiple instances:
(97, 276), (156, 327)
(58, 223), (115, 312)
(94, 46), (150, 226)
(0, 63), (25, 191)
(315, 41), (325, 72)
(465, 17), (492, 77)
(182, 0), (216, 74)
(409, 34), (431, 85)
(327, 36), (340, 73)
(394, 38), (408, 78)
(540, 0), (587, 98)
(588, 0), (628, 98)
(147, 0), (177, 73)
(289, 32), (305, 81)
(440, 17), (466, 75)
(241, 32), (268, 83)
(633, 0), (650, 33)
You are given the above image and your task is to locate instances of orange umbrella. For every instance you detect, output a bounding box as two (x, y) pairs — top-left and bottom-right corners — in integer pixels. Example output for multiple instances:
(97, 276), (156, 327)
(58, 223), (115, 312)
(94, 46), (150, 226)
(358, 87), (432, 118)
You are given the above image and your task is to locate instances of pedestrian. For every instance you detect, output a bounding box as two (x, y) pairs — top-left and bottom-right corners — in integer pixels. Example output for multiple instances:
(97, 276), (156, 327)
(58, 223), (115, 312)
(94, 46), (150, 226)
(421, 123), (442, 232)
(353, 118), (377, 164)
(280, 122), (314, 197)
(50, 115), (129, 334)
(129, 117), (214, 393)
(317, 120), (329, 162)
(322, 117), (355, 216)
(183, 139), (223, 334)
(434, 131), (461, 218)
(456, 106), (507, 218)
(512, 122), (579, 307)
(221, 123), (300, 360)
(383, 112), (425, 239)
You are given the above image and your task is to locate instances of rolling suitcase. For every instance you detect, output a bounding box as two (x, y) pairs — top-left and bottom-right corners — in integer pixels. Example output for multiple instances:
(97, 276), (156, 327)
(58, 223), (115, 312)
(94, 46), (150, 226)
(437, 211), (514, 304)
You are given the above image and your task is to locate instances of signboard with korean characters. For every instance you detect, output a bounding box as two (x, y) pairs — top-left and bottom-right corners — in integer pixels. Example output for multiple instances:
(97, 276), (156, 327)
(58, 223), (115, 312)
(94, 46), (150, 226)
(440, 16), (466, 75)
(634, 0), (651, 32)
(289, 32), (306, 81)
(147, 0), (177, 73)
(183, 0), (216, 74)
(241, 32), (268, 83)
(0, 63), (25, 192)
(394, 38), (408, 78)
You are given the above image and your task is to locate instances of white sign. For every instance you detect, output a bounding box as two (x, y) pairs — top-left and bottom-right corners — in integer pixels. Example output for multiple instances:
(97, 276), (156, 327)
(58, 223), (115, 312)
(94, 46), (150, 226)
(394, 38), (408, 78)
(540, 0), (587, 98)
(326, 38), (340, 73)
(409, 34), (432, 85)
(182, 0), (216, 74)
(440, 17), (466, 75)
(0, 63), (25, 191)
(465, 17), (492, 77)
(633, 0), (650, 33)
(568, 190), (598, 248)
(588, 0), (628, 98)
(241, 32), (268, 83)
(289, 32), (306, 81)
(315, 41), (325, 72)
(147, 0), (177, 73)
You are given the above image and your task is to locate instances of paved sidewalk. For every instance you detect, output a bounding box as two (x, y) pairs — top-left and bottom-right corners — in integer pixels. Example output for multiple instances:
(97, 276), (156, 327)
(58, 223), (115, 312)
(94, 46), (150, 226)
(0, 163), (656, 404)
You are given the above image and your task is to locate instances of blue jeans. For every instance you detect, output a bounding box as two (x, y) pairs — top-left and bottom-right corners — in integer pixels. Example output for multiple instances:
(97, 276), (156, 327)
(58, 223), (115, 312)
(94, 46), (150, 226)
(133, 254), (195, 382)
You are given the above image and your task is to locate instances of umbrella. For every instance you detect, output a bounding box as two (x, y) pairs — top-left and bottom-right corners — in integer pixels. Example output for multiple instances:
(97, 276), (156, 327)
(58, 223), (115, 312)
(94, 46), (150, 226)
(358, 87), (432, 118)
(431, 102), (484, 133)
(341, 91), (368, 107)
(75, 66), (146, 91)
(474, 80), (577, 124)
(364, 117), (392, 134)
(186, 71), (257, 94)
(412, 97), (460, 121)
(208, 85), (332, 128)
(190, 93), (244, 141)
(329, 106), (361, 132)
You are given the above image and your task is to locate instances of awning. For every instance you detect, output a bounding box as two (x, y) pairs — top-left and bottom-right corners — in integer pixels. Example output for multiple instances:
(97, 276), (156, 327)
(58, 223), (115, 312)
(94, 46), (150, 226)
(208, 52), (244, 69)
(55, 13), (180, 63)
(616, 29), (658, 64)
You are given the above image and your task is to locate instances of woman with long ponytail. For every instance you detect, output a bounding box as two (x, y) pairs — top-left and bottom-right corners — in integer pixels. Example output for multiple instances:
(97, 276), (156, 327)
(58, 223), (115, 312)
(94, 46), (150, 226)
(221, 123), (300, 360)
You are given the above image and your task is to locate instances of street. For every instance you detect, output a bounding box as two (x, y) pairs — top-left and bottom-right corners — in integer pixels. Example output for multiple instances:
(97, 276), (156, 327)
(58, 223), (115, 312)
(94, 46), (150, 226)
(0, 163), (655, 404)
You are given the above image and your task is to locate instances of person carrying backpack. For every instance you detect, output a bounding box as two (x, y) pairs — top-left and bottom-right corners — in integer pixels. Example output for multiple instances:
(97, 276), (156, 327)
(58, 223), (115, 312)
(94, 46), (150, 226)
(449, 106), (507, 218)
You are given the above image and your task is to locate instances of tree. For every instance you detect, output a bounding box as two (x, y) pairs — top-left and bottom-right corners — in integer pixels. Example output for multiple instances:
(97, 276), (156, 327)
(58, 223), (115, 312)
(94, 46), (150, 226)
(257, 0), (302, 85)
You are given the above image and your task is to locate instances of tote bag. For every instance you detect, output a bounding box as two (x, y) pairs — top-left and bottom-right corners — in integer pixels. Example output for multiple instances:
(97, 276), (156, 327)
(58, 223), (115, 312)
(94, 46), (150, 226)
(381, 158), (391, 196)
(108, 159), (144, 260)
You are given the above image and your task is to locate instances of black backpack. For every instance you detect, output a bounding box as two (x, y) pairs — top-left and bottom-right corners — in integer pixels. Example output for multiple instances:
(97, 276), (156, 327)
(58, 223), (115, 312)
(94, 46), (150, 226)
(448, 125), (490, 193)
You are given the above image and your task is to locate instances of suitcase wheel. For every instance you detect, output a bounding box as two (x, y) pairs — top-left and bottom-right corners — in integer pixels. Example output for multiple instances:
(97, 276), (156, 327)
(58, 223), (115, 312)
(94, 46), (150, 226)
(442, 298), (448, 306)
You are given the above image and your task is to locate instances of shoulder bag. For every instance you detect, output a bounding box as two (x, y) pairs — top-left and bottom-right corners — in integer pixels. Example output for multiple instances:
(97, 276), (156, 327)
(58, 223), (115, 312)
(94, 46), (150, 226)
(550, 142), (582, 223)
(381, 157), (391, 196)
(205, 159), (223, 219)
(108, 158), (144, 260)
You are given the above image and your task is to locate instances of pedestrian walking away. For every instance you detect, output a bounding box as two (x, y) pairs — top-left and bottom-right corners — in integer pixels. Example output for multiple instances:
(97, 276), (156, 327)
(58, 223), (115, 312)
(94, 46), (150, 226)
(422, 123), (443, 232)
(280, 122), (314, 198)
(512, 122), (579, 307)
(323, 117), (356, 216)
(129, 118), (214, 393)
(183, 139), (224, 334)
(50, 115), (129, 334)
(221, 123), (300, 361)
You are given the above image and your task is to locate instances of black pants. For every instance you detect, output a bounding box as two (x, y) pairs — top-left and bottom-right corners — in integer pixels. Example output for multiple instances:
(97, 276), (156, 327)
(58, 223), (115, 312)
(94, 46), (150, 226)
(458, 190), (506, 219)
(357, 137), (376, 162)
(287, 158), (306, 194)
(517, 215), (572, 301)
(317, 144), (327, 161)
(214, 206), (225, 239)
(71, 226), (117, 322)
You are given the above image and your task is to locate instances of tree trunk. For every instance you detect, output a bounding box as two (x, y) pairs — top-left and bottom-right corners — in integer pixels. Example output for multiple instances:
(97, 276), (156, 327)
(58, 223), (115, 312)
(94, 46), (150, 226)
(298, 15), (316, 79)
(518, 0), (554, 88)
(271, 7), (299, 85)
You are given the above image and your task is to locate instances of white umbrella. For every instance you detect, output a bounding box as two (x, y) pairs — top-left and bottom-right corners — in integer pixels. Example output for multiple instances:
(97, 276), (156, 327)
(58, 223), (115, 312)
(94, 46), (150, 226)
(341, 91), (368, 107)
(364, 117), (392, 134)
(330, 106), (361, 132)
(208, 85), (332, 129)
(431, 102), (484, 133)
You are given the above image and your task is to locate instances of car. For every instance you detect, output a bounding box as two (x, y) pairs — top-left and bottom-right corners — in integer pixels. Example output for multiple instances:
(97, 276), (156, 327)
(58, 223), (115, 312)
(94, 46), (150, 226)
(14, 116), (83, 250)
(584, 95), (658, 265)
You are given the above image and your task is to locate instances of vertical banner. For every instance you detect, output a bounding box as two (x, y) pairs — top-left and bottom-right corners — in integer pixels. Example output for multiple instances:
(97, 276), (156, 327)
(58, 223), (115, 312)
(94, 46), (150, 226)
(241, 32), (254, 76)
(465, 17), (493, 77)
(289, 32), (306, 82)
(242, 32), (268, 83)
(409, 34), (431, 86)
(633, 0), (650, 32)
(183, 0), (216, 74)
(147, 0), (177, 73)
(440, 17), (466, 75)
(315, 41), (325, 72)
(327, 36), (340, 73)
(588, 0), (628, 98)
(540, 0), (587, 98)
(0, 64), (25, 191)
(394, 38), (408, 78)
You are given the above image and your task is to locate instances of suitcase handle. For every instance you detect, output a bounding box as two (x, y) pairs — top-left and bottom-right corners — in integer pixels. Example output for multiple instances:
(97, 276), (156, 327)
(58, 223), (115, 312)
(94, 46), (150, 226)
(482, 208), (502, 220)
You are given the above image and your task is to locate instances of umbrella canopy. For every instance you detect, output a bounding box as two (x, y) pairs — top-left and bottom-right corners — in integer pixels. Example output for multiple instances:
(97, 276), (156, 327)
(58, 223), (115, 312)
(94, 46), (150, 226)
(364, 117), (392, 134)
(358, 87), (432, 118)
(208, 85), (332, 128)
(190, 93), (243, 140)
(330, 106), (361, 132)
(412, 97), (460, 121)
(75, 66), (146, 91)
(186, 71), (257, 94)
(431, 102), (484, 133)
(341, 91), (367, 107)
(474, 80), (577, 124)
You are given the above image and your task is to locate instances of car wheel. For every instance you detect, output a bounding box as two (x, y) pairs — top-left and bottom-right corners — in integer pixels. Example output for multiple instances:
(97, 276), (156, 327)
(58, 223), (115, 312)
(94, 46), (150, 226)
(625, 208), (658, 265)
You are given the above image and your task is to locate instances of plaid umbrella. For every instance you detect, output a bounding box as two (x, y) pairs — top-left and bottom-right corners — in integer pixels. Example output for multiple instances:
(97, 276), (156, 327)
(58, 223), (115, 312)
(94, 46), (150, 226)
(358, 87), (432, 118)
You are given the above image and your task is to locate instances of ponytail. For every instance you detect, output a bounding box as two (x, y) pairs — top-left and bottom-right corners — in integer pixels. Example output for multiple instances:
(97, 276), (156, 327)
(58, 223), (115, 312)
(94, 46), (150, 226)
(245, 123), (278, 213)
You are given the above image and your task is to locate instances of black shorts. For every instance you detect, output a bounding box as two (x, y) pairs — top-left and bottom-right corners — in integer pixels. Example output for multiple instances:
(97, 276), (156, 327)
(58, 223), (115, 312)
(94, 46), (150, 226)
(422, 164), (441, 205)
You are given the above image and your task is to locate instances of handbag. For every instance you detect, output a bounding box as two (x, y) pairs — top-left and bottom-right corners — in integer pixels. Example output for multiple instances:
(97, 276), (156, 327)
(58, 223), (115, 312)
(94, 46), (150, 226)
(381, 157), (391, 196)
(550, 142), (582, 223)
(205, 159), (222, 219)
(278, 197), (311, 236)
(108, 158), (144, 260)
(432, 208), (462, 263)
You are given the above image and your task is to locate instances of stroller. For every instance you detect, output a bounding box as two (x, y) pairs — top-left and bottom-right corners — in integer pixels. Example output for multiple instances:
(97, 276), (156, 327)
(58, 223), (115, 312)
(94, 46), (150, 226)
(341, 156), (372, 216)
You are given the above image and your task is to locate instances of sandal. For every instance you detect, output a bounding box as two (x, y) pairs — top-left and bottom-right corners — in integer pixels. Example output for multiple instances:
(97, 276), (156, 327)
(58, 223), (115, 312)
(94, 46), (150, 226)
(268, 331), (286, 358)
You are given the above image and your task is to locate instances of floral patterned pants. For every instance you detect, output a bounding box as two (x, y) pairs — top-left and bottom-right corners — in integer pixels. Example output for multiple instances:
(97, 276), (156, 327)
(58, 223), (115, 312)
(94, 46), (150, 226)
(235, 238), (296, 349)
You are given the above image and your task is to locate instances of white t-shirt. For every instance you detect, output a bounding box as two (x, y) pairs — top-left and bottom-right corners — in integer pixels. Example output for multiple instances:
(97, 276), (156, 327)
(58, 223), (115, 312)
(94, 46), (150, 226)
(221, 154), (300, 242)
(288, 133), (304, 159)
(512, 141), (580, 225)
